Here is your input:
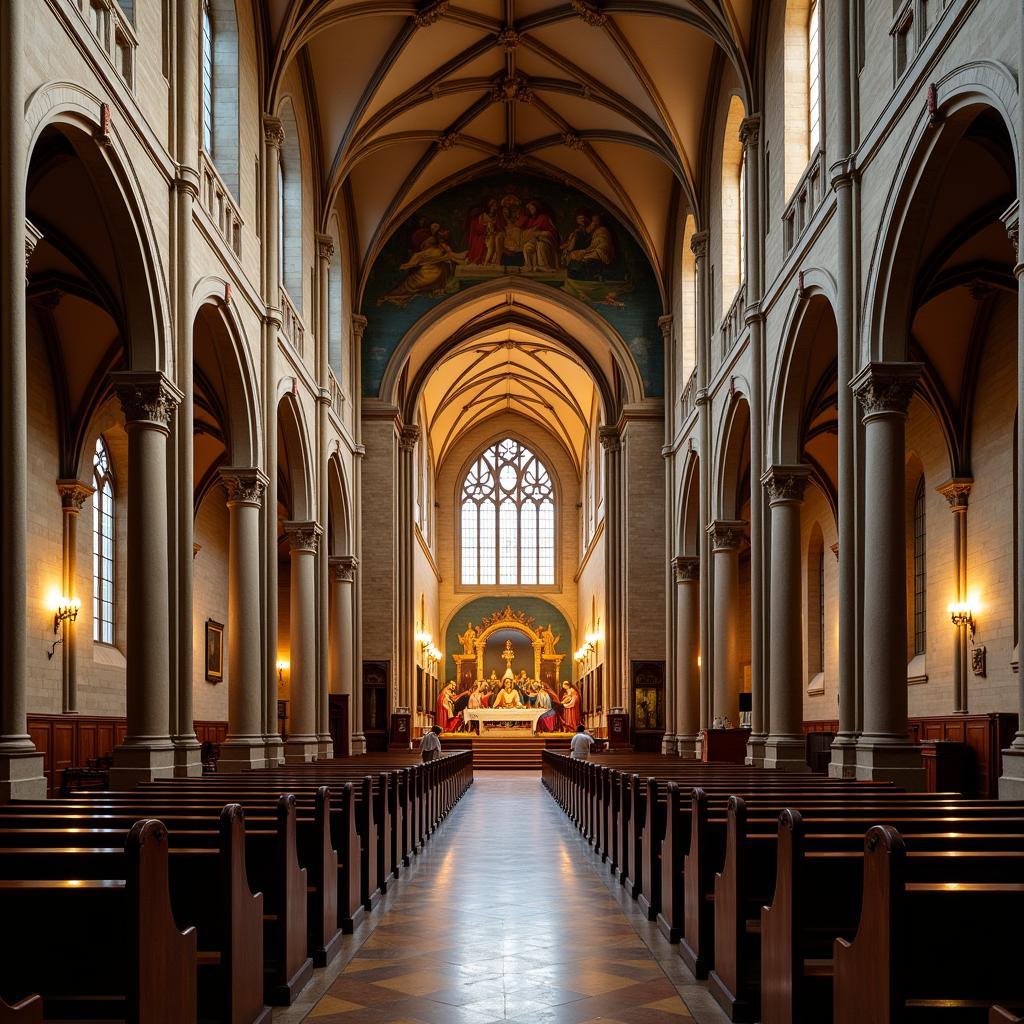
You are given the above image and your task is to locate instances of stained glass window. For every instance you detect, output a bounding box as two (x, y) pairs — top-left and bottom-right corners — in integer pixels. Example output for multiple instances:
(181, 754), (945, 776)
(92, 436), (115, 645)
(460, 439), (555, 585)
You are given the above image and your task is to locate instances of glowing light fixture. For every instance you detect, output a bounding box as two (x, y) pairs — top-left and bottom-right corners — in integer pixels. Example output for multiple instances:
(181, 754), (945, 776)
(948, 601), (976, 642)
(47, 594), (80, 660)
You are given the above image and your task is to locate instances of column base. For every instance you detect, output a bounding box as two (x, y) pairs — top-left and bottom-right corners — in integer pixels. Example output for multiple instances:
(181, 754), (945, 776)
(351, 733), (367, 756)
(661, 733), (677, 755)
(218, 738), (268, 772)
(854, 738), (924, 790)
(745, 734), (766, 767)
(763, 735), (810, 773)
(998, 746), (1024, 799)
(110, 740), (176, 787)
(173, 736), (203, 777)
(828, 734), (859, 779)
(283, 735), (319, 763)
(676, 734), (701, 760)
(0, 749), (47, 800)
(264, 735), (285, 766)
(317, 735), (334, 760)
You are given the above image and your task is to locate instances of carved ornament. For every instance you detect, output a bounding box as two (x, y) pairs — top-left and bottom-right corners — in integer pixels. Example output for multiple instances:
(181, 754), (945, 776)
(497, 28), (520, 51)
(399, 424), (420, 452)
(690, 230), (709, 260)
(850, 362), (921, 419)
(562, 131), (585, 151)
(57, 480), (94, 512)
(438, 130), (460, 150)
(937, 477), (972, 511)
(316, 234), (335, 262)
(221, 468), (268, 507)
(285, 521), (322, 554)
(112, 372), (183, 430)
(672, 555), (700, 583)
(414, 0), (449, 27)
(331, 554), (358, 583)
(761, 464), (811, 505)
(707, 520), (746, 552)
(497, 148), (524, 170)
(738, 114), (761, 149)
(491, 74), (533, 104)
(570, 0), (607, 27)
(262, 116), (285, 149)
(598, 425), (621, 453)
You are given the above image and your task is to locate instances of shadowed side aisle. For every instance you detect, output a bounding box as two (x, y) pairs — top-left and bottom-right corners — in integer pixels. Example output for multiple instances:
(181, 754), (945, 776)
(304, 772), (695, 1023)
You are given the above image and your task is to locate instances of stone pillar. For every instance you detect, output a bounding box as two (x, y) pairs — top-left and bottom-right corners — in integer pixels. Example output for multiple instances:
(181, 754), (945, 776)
(938, 479), (972, 714)
(262, 114), (285, 765)
(56, 481), (93, 714)
(661, 314), (677, 755)
(600, 426), (625, 708)
(109, 372), (183, 785)
(284, 521), (321, 762)
(673, 556), (701, 758)
(330, 555), (357, 754)
(396, 424), (418, 727)
(762, 466), (812, 771)
(852, 362), (924, 789)
(0, 1), (46, 799)
(218, 469), (268, 771)
(350, 317), (368, 756)
(708, 520), (745, 726)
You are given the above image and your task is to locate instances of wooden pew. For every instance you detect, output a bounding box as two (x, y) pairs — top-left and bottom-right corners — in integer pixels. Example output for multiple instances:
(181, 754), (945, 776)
(0, 996), (41, 1024)
(0, 819), (197, 1023)
(991, 1009), (1024, 1023)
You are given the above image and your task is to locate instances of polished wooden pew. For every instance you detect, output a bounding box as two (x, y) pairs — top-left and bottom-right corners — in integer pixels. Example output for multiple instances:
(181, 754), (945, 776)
(0, 819), (197, 1023)
(833, 825), (1024, 1024)
(0, 995), (41, 1023)
(991, 1008), (1024, 1022)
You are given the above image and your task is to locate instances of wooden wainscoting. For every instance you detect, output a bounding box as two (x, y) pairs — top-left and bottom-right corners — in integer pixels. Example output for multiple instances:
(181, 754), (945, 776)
(28, 714), (228, 795)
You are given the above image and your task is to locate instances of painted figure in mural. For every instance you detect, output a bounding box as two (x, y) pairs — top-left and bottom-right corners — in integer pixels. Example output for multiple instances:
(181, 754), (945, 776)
(520, 199), (560, 271)
(492, 678), (523, 710)
(540, 624), (560, 655)
(560, 681), (582, 731)
(436, 680), (460, 733)
(466, 197), (502, 265)
(535, 682), (559, 733)
(458, 622), (477, 655)
(378, 231), (467, 307)
(562, 211), (615, 281)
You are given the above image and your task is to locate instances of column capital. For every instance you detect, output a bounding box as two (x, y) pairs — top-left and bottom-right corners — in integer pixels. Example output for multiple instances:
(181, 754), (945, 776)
(850, 362), (922, 419)
(761, 464), (811, 506)
(111, 371), (184, 431)
(672, 555), (700, 583)
(315, 233), (335, 262)
(598, 424), (621, 453)
(569, 0), (607, 27)
(56, 479), (94, 513)
(330, 554), (359, 582)
(220, 467), (269, 507)
(25, 218), (43, 278)
(1000, 199), (1019, 264)
(173, 166), (201, 199)
(690, 230), (709, 260)
(398, 423), (420, 452)
(657, 314), (674, 344)
(262, 115), (285, 150)
(936, 476), (973, 511)
(352, 314), (368, 341)
(707, 519), (746, 551)
(414, 0), (450, 26)
(285, 520), (322, 554)
(738, 113), (761, 148)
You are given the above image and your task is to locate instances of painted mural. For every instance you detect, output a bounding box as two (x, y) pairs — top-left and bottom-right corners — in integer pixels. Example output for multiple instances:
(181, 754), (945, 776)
(360, 173), (664, 398)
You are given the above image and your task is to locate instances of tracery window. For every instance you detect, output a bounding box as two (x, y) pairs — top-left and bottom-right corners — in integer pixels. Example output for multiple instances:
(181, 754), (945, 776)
(808, 0), (821, 153)
(92, 437), (115, 645)
(201, 0), (213, 151)
(460, 439), (555, 586)
(913, 475), (927, 655)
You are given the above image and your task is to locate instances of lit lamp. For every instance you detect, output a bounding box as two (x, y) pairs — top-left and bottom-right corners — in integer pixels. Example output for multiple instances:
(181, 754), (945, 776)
(948, 601), (976, 642)
(277, 659), (289, 684)
(47, 595), (80, 660)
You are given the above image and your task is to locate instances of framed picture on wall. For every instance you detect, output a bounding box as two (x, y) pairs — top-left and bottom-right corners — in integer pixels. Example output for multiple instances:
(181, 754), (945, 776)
(205, 619), (224, 683)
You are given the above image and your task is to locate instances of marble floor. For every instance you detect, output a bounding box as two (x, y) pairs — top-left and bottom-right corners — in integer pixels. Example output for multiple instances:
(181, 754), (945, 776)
(295, 772), (728, 1024)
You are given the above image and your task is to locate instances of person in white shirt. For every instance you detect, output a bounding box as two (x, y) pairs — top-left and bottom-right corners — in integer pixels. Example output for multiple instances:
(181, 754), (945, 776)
(569, 724), (595, 759)
(420, 724), (443, 762)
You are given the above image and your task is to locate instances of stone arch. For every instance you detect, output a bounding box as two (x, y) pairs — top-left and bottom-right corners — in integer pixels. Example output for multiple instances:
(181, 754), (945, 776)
(679, 450), (702, 556)
(326, 452), (353, 557)
(714, 388), (752, 521)
(276, 390), (314, 522)
(277, 95), (303, 306)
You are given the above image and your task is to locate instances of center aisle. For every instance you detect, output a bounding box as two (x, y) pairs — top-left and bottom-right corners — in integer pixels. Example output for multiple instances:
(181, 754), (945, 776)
(303, 771), (699, 1023)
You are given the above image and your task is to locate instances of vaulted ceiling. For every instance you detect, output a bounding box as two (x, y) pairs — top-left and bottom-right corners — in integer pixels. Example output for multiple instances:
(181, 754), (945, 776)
(267, 0), (754, 292)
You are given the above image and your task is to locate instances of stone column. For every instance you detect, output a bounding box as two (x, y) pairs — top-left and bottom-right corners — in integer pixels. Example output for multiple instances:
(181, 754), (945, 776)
(110, 372), (183, 785)
(262, 114), (285, 764)
(284, 521), (321, 762)
(708, 520), (745, 726)
(56, 481), (94, 714)
(0, 1), (46, 799)
(661, 315), (677, 755)
(350, 317), (368, 755)
(938, 479), (972, 714)
(330, 555), (357, 755)
(600, 426), (625, 709)
(762, 466), (812, 771)
(852, 362), (924, 789)
(673, 556), (701, 758)
(218, 469), (268, 771)
(396, 424), (419, 727)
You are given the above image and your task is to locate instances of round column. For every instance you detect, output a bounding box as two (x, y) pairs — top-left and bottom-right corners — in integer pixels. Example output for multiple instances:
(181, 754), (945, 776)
(708, 520), (745, 727)
(673, 556), (701, 758)
(219, 470), (268, 770)
(285, 521), (321, 762)
(762, 465), (812, 772)
(397, 424), (419, 717)
(600, 426), (624, 710)
(57, 481), (93, 715)
(852, 362), (924, 788)
(330, 555), (357, 756)
(111, 372), (183, 784)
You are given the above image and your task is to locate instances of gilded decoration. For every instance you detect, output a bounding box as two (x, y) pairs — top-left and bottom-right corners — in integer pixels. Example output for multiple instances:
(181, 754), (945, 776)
(451, 606), (565, 686)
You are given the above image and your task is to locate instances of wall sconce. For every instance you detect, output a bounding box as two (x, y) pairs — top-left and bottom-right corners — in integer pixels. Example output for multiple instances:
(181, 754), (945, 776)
(427, 644), (442, 664)
(948, 602), (976, 642)
(277, 659), (289, 684)
(47, 595), (80, 660)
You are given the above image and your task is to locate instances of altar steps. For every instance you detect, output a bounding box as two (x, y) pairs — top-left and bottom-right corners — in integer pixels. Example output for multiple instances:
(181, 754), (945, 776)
(439, 736), (571, 770)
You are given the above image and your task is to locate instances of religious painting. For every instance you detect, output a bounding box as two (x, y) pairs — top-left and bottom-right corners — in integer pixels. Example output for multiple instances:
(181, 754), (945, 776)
(361, 172), (663, 399)
(631, 661), (665, 731)
(205, 619), (223, 683)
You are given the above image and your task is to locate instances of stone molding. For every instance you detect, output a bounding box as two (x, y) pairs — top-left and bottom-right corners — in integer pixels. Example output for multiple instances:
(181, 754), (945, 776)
(490, 73), (533, 104)
(112, 371), (183, 430)
(57, 479), (94, 512)
(414, 0), (449, 27)
(707, 519), (746, 552)
(850, 362), (922, 419)
(598, 425), (621, 453)
(657, 314), (674, 344)
(438, 130), (459, 150)
(497, 27), (520, 50)
(937, 477), (973, 511)
(331, 554), (359, 583)
(351, 314), (368, 341)
(738, 113), (761, 148)
(570, 0), (607, 27)
(399, 424), (420, 452)
(285, 521), (322, 554)
(1000, 199), (1019, 262)
(220, 467), (269, 507)
(262, 115), (285, 150)
(315, 233), (335, 262)
(761, 464), (811, 505)
(672, 555), (700, 583)
(562, 131), (585, 151)
(690, 230), (709, 260)
(25, 218), (43, 278)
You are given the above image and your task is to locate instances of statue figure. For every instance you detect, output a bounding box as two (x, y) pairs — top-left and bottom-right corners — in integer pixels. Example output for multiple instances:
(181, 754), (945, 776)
(458, 622), (477, 655)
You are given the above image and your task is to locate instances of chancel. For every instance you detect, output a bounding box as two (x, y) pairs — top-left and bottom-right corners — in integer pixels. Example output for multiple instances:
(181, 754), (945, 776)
(3, 1), (1024, 1022)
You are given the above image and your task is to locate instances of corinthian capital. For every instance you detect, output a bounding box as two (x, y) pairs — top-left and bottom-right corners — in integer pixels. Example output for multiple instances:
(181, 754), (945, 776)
(331, 554), (359, 582)
(761, 464), (811, 506)
(57, 479), (94, 513)
(690, 230), (709, 260)
(399, 424), (420, 452)
(707, 519), (746, 552)
(285, 521), (322, 554)
(112, 371), (183, 430)
(262, 115), (285, 150)
(316, 233), (335, 263)
(672, 555), (700, 583)
(598, 425), (621, 453)
(850, 362), (922, 419)
(738, 114), (761, 149)
(220, 467), (268, 507)
(937, 477), (973, 511)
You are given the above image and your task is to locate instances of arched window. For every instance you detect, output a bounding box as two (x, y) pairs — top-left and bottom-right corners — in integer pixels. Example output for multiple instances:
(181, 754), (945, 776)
(806, 523), (825, 682)
(721, 95), (746, 317)
(460, 438), (555, 586)
(199, 0), (240, 197)
(328, 242), (343, 383)
(808, 0), (821, 153)
(913, 475), (927, 655)
(278, 100), (303, 304)
(783, 0), (822, 197)
(92, 436), (115, 645)
(680, 214), (697, 381)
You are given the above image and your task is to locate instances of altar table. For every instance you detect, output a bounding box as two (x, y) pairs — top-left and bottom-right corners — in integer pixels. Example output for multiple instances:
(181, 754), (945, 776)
(463, 708), (548, 734)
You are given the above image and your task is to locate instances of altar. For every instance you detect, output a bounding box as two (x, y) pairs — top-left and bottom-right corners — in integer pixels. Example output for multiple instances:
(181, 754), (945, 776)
(463, 708), (549, 734)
